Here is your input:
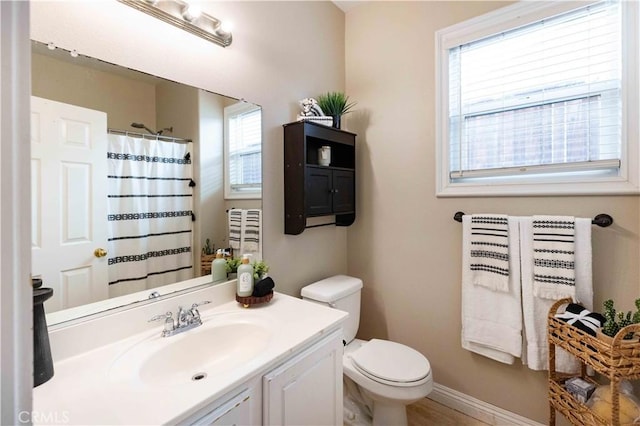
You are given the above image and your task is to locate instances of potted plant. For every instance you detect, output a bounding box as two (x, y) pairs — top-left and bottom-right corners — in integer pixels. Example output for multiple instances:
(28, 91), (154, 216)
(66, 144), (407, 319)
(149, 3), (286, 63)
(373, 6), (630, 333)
(252, 259), (269, 281)
(225, 258), (241, 279)
(600, 298), (640, 341)
(316, 91), (356, 129)
(200, 238), (216, 275)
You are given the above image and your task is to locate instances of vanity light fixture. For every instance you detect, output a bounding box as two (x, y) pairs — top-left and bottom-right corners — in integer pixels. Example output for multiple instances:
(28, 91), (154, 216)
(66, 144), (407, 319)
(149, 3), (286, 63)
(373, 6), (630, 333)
(117, 0), (232, 47)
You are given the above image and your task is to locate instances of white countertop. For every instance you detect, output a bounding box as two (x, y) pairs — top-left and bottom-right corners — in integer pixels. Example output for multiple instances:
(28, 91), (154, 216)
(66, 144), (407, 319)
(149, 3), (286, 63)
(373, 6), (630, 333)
(33, 291), (347, 425)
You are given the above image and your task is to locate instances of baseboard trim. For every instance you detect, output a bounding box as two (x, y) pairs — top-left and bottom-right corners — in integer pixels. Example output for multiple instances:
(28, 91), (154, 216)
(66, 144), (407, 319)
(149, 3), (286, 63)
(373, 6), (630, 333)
(429, 382), (545, 426)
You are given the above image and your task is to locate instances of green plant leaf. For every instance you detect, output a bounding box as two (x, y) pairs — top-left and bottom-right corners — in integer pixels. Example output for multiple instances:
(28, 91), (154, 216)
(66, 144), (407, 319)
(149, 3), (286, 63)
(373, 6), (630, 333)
(316, 91), (356, 116)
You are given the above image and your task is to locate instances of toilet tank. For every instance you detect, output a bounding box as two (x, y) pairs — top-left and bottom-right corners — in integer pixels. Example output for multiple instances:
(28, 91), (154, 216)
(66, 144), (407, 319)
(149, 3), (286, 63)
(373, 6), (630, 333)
(301, 275), (363, 344)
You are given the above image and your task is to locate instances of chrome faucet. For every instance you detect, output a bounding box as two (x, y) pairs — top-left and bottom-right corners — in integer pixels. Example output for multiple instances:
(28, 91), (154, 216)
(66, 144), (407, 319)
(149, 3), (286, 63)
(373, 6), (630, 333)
(149, 301), (211, 337)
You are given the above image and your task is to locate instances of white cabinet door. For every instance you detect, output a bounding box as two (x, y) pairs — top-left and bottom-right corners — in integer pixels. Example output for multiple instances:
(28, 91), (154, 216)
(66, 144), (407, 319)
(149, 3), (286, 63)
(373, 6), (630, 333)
(263, 329), (343, 426)
(188, 388), (252, 426)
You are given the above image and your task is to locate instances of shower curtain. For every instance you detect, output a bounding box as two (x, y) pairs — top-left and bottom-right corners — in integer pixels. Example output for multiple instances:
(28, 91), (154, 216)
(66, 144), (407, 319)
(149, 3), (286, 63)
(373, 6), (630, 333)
(107, 134), (194, 296)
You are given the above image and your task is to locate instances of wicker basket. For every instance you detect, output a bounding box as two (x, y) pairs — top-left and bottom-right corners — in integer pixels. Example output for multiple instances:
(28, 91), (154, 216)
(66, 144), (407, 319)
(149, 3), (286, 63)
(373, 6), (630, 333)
(548, 298), (640, 378)
(548, 298), (640, 426)
(549, 376), (609, 425)
(201, 254), (216, 276)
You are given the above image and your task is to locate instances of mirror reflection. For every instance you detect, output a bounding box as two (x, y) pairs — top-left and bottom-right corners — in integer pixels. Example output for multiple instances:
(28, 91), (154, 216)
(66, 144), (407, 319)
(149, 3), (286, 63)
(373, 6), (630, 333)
(31, 40), (262, 316)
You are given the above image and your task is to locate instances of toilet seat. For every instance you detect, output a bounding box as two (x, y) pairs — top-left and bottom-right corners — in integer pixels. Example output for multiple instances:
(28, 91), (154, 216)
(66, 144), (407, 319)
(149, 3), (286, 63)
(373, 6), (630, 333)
(349, 339), (431, 387)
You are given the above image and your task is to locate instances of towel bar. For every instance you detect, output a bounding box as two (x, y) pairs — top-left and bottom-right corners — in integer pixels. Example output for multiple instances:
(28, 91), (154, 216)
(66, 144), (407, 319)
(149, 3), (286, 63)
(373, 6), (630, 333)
(453, 211), (613, 228)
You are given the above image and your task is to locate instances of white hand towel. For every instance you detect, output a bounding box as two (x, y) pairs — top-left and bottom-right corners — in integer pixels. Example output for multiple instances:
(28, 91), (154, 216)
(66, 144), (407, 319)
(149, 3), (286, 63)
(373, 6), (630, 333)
(243, 209), (261, 253)
(469, 214), (510, 292)
(228, 209), (243, 250)
(532, 215), (576, 299)
(521, 217), (592, 372)
(461, 216), (522, 364)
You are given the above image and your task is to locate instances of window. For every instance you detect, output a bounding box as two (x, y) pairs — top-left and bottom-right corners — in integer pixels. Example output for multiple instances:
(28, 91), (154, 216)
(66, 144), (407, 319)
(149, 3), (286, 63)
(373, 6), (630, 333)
(436, 0), (639, 196)
(224, 102), (262, 199)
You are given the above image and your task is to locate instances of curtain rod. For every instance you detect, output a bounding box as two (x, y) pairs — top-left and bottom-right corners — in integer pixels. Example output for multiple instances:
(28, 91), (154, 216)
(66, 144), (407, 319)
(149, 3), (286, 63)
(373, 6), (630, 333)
(107, 128), (192, 143)
(452, 211), (614, 228)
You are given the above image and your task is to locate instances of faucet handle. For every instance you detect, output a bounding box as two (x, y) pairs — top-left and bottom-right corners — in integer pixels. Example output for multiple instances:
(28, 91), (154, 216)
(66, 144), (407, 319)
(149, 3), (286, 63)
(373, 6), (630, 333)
(149, 311), (175, 336)
(189, 301), (211, 323)
(149, 311), (172, 323)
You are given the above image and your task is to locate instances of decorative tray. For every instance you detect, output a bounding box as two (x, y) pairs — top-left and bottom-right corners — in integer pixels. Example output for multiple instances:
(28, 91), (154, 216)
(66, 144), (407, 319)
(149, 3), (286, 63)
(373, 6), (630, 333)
(236, 291), (274, 308)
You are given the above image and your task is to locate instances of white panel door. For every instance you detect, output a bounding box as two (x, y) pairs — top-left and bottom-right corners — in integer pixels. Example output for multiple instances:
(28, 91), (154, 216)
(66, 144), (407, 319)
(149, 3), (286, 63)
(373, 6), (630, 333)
(31, 96), (108, 312)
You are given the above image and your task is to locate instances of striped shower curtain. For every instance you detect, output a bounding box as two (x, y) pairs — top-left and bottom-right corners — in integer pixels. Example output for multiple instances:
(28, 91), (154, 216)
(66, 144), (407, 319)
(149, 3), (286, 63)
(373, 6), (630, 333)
(107, 134), (194, 297)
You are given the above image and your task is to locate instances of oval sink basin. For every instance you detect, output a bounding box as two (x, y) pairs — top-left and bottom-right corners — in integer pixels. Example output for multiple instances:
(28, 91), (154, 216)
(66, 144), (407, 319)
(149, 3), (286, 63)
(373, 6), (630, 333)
(109, 314), (272, 387)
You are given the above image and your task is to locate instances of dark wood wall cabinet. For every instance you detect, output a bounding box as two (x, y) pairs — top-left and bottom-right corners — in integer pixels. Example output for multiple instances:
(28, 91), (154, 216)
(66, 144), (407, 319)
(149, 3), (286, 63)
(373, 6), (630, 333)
(284, 121), (356, 235)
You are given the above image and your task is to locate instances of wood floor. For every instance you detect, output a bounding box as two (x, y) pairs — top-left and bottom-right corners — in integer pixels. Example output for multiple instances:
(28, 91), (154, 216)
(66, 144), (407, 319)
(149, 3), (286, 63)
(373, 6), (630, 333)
(407, 397), (490, 426)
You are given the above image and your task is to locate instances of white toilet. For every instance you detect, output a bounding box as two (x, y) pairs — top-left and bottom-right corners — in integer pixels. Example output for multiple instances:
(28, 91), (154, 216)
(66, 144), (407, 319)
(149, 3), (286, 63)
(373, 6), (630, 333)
(301, 275), (433, 426)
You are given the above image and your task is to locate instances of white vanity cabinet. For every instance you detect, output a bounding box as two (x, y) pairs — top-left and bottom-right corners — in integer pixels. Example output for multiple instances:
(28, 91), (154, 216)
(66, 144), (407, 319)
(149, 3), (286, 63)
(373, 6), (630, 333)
(34, 288), (348, 426)
(263, 329), (344, 425)
(180, 375), (261, 426)
(182, 329), (343, 426)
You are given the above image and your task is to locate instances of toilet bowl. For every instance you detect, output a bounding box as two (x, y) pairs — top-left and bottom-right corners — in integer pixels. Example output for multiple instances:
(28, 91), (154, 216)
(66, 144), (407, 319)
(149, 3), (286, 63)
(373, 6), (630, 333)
(301, 275), (433, 426)
(343, 339), (433, 425)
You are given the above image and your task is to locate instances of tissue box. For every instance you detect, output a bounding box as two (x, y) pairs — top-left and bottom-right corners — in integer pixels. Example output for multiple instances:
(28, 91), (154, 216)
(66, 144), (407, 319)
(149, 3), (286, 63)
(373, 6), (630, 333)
(565, 377), (596, 403)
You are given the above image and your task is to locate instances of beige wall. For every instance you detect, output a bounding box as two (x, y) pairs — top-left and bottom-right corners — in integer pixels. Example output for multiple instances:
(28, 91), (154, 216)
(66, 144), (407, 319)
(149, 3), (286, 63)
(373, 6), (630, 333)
(198, 90), (226, 255)
(31, 53), (157, 131)
(345, 1), (640, 423)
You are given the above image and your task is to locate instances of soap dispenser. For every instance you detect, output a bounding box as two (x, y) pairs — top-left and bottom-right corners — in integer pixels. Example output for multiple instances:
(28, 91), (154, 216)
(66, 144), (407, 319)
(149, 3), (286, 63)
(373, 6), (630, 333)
(212, 249), (227, 282)
(236, 254), (254, 297)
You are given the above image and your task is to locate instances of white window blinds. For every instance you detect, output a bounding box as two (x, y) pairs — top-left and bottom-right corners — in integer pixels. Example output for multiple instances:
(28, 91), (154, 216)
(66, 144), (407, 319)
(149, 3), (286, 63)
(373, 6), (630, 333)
(226, 104), (262, 196)
(448, 0), (621, 181)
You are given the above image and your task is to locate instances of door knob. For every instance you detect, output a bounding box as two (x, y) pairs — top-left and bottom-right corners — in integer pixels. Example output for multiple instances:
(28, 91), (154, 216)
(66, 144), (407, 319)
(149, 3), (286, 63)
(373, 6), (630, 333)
(94, 248), (107, 258)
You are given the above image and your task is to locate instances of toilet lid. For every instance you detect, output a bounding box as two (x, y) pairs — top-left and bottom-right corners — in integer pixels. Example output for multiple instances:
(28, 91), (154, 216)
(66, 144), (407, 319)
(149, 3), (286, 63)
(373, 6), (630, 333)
(350, 339), (431, 386)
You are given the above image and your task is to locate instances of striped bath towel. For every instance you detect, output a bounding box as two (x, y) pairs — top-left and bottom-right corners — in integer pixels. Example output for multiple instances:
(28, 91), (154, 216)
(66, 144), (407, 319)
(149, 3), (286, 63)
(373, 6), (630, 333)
(228, 209), (243, 250)
(532, 215), (575, 299)
(243, 209), (261, 252)
(469, 214), (510, 292)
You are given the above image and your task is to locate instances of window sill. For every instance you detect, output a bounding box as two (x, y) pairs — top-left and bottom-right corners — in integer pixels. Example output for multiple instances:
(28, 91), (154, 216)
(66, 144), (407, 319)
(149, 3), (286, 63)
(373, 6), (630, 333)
(224, 192), (262, 201)
(436, 178), (640, 198)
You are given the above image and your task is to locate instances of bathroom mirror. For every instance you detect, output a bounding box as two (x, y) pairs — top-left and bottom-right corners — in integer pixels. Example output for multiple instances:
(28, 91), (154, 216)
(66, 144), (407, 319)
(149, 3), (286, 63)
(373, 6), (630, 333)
(31, 40), (262, 324)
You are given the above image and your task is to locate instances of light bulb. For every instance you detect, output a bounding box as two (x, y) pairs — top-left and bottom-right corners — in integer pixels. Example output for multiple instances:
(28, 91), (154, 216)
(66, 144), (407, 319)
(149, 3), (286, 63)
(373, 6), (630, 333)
(47, 42), (56, 50)
(220, 21), (232, 33)
(215, 20), (233, 37)
(181, 4), (201, 22)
